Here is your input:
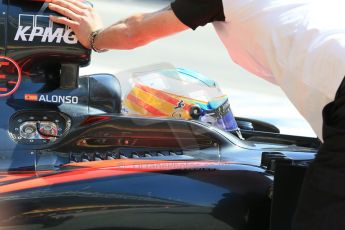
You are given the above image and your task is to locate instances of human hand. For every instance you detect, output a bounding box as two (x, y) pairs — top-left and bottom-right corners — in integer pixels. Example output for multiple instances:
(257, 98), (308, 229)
(48, 0), (104, 49)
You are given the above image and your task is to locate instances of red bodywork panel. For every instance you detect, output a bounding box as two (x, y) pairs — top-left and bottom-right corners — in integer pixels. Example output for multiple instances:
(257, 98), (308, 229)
(0, 160), (231, 194)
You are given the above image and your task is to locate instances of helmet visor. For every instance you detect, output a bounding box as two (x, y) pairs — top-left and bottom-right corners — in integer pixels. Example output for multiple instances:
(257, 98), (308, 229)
(200, 99), (238, 131)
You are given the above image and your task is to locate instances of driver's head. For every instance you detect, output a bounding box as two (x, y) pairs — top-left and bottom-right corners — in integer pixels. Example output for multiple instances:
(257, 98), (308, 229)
(122, 67), (239, 132)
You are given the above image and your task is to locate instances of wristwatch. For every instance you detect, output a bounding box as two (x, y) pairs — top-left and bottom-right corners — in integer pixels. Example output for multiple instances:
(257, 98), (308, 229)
(89, 29), (109, 53)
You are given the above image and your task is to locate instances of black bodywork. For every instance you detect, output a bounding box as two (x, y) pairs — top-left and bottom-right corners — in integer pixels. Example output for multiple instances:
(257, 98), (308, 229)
(0, 1), (319, 230)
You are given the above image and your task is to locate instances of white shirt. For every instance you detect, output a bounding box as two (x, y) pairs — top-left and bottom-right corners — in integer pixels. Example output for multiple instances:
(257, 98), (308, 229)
(213, 0), (345, 138)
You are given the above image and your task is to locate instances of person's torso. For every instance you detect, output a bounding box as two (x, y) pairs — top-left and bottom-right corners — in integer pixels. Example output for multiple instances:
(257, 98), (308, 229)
(213, 0), (345, 138)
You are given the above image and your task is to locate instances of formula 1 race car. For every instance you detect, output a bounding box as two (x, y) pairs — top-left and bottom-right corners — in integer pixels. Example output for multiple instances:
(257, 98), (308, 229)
(0, 1), (320, 230)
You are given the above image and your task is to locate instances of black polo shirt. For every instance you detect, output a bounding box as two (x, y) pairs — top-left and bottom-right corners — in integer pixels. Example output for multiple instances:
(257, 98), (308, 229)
(171, 0), (226, 30)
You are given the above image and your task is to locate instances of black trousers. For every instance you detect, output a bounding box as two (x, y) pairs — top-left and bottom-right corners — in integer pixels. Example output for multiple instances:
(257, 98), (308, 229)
(292, 79), (345, 230)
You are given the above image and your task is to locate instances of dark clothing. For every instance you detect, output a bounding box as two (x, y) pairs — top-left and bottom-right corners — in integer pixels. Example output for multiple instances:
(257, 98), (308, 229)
(292, 78), (345, 230)
(171, 0), (225, 30)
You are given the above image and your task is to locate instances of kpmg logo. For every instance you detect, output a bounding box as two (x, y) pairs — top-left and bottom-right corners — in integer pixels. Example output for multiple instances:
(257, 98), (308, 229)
(14, 14), (78, 44)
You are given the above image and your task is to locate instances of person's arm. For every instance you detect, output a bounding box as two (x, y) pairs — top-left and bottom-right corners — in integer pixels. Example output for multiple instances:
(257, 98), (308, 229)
(48, 0), (189, 50)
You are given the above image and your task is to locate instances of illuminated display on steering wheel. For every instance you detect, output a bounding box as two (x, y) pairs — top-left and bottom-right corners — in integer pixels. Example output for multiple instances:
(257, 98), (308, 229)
(0, 56), (22, 97)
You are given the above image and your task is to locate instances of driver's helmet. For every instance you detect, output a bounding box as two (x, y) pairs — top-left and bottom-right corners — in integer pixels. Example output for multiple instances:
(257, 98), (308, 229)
(121, 65), (239, 132)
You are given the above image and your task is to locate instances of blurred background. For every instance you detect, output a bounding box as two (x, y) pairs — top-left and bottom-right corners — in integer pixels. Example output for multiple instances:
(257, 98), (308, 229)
(82, 0), (316, 137)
